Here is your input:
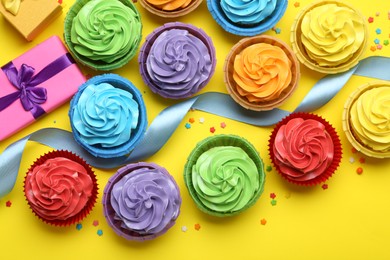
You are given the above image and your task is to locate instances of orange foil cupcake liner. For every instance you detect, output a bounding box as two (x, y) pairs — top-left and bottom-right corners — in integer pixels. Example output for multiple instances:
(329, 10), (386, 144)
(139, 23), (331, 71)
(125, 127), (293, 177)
(139, 0), (203, 18)
(268, 112), (342, 186)
(24, 150), (98, 226)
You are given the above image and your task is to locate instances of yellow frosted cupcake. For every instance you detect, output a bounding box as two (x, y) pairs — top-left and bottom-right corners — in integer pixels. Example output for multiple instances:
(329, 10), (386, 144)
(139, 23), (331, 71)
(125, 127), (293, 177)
(291, 0), (368, 74)
(343, 82), (390, 158)
(224, 35), (300, 111)
(139, 0), (202, 18)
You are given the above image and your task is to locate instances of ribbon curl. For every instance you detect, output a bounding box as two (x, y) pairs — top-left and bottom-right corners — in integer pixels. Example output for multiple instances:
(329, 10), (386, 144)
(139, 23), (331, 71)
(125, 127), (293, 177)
(1, 56), (390, 198)
(1, 0), (21, 15)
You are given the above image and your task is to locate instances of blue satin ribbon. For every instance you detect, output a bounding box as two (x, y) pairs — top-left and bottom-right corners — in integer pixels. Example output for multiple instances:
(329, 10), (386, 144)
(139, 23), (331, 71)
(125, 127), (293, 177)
(1, 56), (390, 198)
(0, 53), (76, 119)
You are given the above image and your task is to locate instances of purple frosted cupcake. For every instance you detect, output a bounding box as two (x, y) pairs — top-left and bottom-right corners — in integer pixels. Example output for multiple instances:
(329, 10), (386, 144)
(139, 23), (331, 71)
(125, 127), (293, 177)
(139, 22), (216, 99)
(103, 162), (181, 241)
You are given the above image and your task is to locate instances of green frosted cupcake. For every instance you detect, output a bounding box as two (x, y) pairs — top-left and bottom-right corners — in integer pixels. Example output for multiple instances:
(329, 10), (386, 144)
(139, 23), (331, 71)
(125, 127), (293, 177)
(64, 0), (142, 71)
(184, 135), (265, 217)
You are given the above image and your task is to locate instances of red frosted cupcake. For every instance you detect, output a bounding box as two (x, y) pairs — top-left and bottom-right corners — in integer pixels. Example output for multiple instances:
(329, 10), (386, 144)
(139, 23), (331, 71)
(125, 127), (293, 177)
(24, 150), (98, 226)
(268, 113), (342, 185)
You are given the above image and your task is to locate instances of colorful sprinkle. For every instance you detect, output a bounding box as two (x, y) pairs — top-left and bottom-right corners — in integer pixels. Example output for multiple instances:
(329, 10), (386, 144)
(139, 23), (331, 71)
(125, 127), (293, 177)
(351, 147), (358, 153)
(359, 157), (366, 164)
(356, 167), (363, 175)
(220, 122), (226, 129)
(58, 0), (62, 4)
(181, 226), (188, 232)
(322, 184), (328, 190)
(294, 2), (300, 7)
(92, 220), (99, 227)
(367, 17), (374, 23)
(5, 200), (12, 207)
(194, 223), (201, 231)
(189, 118), (195, 124)
(97, 229), (103, 236)
(370, 46), (377, 52)
(375, 12), (380, 16)
(210, 127), (216, 133)
(266, 165), (272, 172)
(199, 117), (205, 124)
(349, 157), (355, 164)
(377, 44), (383, 50)
(374, 38), (380, 44)
(260, 219), (267, 225)
(76, 223), (83, 230)
(270, 193), (276, 199)
(376, 28), (382, 35)
(274, 28), (281, 34)
(271, 199), (277, 206)
(185, 123), (191, 129)
(384, 40), (389, 46)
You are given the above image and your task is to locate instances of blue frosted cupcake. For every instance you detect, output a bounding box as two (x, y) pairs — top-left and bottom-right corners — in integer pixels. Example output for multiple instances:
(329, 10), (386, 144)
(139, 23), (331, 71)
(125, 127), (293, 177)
(69, 74), (147, 158)
(207, 0), (288, 36)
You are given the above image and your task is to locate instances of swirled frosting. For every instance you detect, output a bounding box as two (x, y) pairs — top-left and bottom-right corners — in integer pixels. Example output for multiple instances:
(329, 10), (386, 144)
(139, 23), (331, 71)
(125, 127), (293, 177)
(191, 146), (259, 213)
(233, 43), (292, 102)
(145, 0), (192, 11)
(220, 0), (277, 25)
(72, 83), (139, 148)
(25, 157), (93, 220)
(273, 118), (334, 182)
(350, 86), (390, 152)
(300, 3), (365, 67)
(110, 167), (181, 235)
(70, 0), (141, 63)
(146, 29), (213, 98)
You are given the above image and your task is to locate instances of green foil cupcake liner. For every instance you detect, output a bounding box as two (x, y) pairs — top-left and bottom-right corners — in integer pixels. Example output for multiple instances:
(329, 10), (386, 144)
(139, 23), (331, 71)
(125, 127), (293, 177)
(184, 134), (265, 217)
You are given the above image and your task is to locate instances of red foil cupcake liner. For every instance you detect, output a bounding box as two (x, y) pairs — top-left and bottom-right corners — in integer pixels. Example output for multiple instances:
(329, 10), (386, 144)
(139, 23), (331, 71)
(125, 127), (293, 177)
(24, 150), (98, 226)
(268, 112), (342, 186)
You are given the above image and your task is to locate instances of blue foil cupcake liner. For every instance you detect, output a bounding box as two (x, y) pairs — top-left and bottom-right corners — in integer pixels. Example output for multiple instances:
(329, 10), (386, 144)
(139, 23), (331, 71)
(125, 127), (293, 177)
(207, 0), (288, 36)
(69, 74), (147, 158)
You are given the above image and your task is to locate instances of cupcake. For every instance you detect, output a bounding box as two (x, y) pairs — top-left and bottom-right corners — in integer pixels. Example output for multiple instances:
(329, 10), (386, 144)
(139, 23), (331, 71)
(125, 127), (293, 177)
(24, 150), (98, 226)
(138, 22), (216, 99)
(207, 0), (288, 36)
(139, 0), (203, 18)
(224, 35), (300, 111)
(343, 82), (390, 158)
(64, 0), (142, 71)
(102, 162), (181, 241)
(269, 113), (342, 186)
(69, 74), (147, 158)
(291, 0), (368, 74)
(184, 135), (265, 217)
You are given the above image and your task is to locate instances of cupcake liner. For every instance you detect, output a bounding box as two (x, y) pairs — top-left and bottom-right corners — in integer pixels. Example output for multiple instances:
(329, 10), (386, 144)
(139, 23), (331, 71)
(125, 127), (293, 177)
(24, 150), (98, 226)
(64, 0), (142, 71)
(207, 0), (288, 36)
(268, 112), (342, 186)
(139, 0), (203, 18)
(102, 162), (181, 241)
(184, 135), (265, 217)
(290, 0), (368, 74)
(69, 74), (148, 158)
(138, 22), (216, 99)
(343, 82), (390, 158)
(224, 35), (300, 111)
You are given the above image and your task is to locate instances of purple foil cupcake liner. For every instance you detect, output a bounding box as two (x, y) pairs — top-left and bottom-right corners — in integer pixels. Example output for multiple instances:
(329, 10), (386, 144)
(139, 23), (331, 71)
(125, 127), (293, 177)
(138, 22), (216, 99)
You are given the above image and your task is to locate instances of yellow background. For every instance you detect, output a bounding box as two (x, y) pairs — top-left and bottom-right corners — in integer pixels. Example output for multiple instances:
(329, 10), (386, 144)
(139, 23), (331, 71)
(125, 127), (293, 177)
(1, 0), (390, 259)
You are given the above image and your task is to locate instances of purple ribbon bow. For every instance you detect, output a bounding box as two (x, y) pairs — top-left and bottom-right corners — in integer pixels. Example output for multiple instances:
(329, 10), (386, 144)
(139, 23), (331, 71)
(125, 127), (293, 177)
(0, 53), (75, 119)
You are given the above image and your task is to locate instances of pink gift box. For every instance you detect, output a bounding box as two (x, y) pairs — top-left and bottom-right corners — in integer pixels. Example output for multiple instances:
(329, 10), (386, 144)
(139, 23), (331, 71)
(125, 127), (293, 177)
(0, 35), (86, 141)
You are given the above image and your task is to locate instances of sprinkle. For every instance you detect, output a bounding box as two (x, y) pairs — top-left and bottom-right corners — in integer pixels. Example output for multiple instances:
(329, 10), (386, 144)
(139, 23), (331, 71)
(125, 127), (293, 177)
(376, 28), (382, 35)
(185, 123), (191, 129)
(181, 226), (188, 232)
(194, 223), (201, 231)
(370, 45), (377, 52)
(266, 165), (272, 172)
(356, 167), (363, 175)
(351, 147), (358, 153)
(199, 117), (205, 124)
(374, 38), (380, 44)
(220, 122), (226, 129)
(349, 157), (355, 164)
(5, 200), (12, 207)
(368, 17), (374, 23)
(384, 40), (389, 46)
(294, 2), (300, 7)
(189, 118), (195, 124)
(274, 28), (281, 34)
(270, 193), (276, 199)
(271, 199), (277, 206)
(210, 127), (216, 133)
(76, 223), (83, 230)
(92, 220), (99, 227)
(376, 12), (380, 17)
(377, 44), (383, 50)
(260, 219), (267, 225)
(321, 184), (328, 190)
(359, 157), (366, 164)
(97, 229), (103, 236)
(53, 120), (56, 124)
(58, 0), (63, 4)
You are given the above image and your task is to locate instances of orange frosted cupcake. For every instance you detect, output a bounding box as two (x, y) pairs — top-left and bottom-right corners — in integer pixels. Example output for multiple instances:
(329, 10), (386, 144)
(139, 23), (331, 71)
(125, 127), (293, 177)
(139, 0), (202, 18)
(291, 0), (368, 74)
(224, 35), (300, 111)
(343, 82), (390, 158)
